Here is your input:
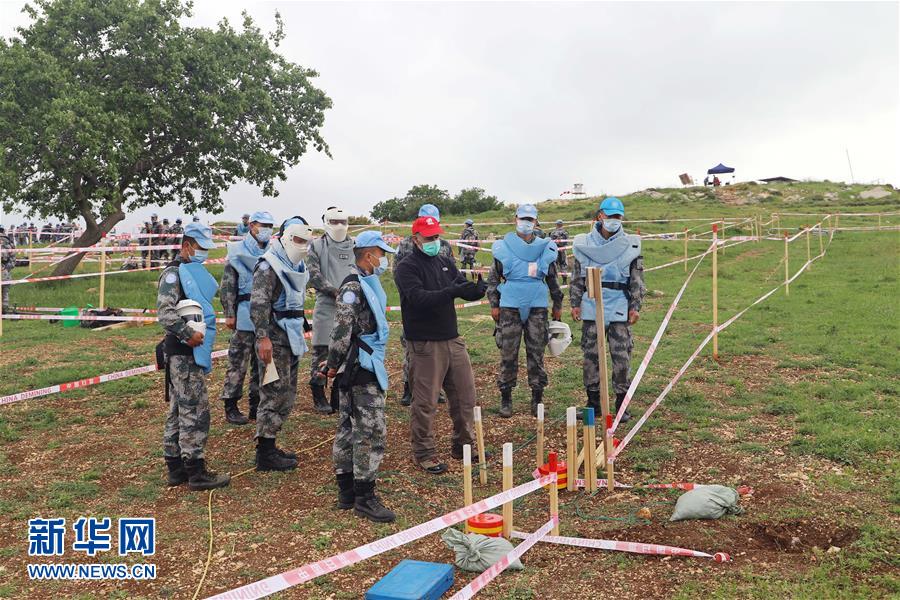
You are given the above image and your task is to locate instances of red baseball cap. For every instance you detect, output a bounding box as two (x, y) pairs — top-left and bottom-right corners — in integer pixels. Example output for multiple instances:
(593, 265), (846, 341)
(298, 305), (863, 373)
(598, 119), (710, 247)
(412, 216), (444, 237)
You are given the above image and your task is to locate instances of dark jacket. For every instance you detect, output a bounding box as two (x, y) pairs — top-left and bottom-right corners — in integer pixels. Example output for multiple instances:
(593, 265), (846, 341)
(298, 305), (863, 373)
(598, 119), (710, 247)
(393, 244), (485, 341)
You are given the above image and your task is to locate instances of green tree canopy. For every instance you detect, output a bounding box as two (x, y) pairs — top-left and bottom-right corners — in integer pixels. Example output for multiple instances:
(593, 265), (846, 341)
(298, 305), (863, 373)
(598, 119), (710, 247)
(0, 0), (331, 274)
(370, 184), (502, 222)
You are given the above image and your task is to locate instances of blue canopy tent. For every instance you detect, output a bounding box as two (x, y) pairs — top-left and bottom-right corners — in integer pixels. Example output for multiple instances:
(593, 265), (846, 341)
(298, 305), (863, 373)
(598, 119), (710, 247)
(707, 163), (735, 174)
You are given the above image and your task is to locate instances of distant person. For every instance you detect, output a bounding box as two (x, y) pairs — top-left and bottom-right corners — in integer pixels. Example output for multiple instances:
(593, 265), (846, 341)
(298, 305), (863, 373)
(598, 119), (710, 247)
(570, 197), (646, 423)
(235, 214), (251, 237)
(459, 219), (479, 278)
(549, 219), (570, 283)
(393, 214), (487, 474)
(713, 176), (721, 187)
(1, 225), (15, 312)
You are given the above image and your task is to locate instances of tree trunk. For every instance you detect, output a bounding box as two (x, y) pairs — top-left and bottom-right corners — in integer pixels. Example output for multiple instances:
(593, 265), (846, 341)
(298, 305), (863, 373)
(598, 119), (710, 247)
(51, 209), (126, 277)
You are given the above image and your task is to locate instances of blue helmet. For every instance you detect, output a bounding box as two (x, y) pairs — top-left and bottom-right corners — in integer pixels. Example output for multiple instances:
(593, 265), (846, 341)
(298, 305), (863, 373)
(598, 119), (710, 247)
(599, 197), (625, 217)
(418, 204), (440, 220)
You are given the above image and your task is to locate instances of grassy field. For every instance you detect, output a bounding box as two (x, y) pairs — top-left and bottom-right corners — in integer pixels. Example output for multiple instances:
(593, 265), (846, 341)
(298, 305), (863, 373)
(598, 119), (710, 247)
(0, 181), (898, 599)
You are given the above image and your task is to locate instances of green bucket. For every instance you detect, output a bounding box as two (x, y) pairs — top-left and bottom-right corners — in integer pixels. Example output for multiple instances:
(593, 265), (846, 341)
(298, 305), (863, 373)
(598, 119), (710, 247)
(60, 306), (80, 328)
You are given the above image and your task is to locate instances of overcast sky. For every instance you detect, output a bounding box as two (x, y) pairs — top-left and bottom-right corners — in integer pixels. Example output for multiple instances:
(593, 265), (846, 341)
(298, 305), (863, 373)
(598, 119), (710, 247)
(2, 1), (898, 231)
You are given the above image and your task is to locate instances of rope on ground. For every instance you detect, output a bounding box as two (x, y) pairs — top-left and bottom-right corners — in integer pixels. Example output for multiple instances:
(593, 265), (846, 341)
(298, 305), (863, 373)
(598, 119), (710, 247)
(191, 436), (335, 600)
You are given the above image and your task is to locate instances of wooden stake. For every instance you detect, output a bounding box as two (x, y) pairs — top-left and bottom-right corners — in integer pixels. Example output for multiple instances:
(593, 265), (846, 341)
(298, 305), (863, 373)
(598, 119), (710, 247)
(683, 228), (688, 272)
(502, 442), (513, 538)
(805, 225), (811, 268)
(566, 407), (577, 492)
(818, 222), (824, 256)
(548, 451), (560, 535)
(784, 232), (790, 296)
(712, 224), (719, 360)
(535, 403), (545, 469)
(474, 406), (487, 485)
(98, 235), (107, 309)
(463, 444), (473, 533)
(583, 407), (596, 492)
(586, 266), (616, 490)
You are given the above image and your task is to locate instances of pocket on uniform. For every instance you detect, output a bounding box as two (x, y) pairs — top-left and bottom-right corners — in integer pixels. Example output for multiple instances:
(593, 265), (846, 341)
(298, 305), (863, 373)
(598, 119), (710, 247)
(410, 341), (432, 356)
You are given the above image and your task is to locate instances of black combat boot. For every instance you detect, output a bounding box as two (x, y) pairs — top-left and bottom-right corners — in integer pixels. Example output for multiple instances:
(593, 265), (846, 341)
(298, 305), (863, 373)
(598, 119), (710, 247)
(615, 392), (632, 423)
(499, 387), (513, 418)
(336, 473), (355, 509)
(255, 437), (298, 472)
(400, 381), (412, 407)
(311, 384), (332, 414)
(578, 389), (601, 421)
(353, 480), (396, 523)
(183, 458), (230, 491)
(531, 388), (543, 418)
(248, 395), (259, 421)
(224, 398), (249, 425)
(164, 456), (188, 486)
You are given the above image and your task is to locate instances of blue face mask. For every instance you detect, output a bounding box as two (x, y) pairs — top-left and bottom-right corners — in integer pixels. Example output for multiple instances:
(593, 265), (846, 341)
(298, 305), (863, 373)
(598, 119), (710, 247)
(516, 219), (535, 235)
(374, 256), (389, 276)
(255, 227), (272, 243)
(191, 249), (208, 263)
(603, 218), (622, 234)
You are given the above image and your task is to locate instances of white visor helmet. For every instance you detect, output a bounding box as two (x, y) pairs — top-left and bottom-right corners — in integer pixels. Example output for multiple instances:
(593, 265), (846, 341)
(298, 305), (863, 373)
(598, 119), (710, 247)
(175, 299), (206, 337)
(323, 207), (349, 242)
(547, 320), (572, 357)
(282, 222), (313, 265)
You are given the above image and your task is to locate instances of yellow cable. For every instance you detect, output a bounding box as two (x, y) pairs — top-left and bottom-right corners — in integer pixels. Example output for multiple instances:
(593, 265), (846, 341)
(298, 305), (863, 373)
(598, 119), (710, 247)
(191, 435), (335, 600)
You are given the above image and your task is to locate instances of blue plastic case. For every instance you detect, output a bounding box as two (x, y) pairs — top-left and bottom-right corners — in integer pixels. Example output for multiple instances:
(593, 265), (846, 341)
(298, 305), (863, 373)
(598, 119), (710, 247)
(365, 559), (454, 600)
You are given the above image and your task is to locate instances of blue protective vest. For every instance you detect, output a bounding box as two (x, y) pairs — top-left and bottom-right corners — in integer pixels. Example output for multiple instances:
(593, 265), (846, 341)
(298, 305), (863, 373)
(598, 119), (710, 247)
(572, 226), (641, 327)
(260, 240), (310, 357)
(178, 262), (218, 373)
(357, 273), (390, 392)
(235, 223), (250, 236)
(227, 235), (267, 331)
(492, 232), (558, 322)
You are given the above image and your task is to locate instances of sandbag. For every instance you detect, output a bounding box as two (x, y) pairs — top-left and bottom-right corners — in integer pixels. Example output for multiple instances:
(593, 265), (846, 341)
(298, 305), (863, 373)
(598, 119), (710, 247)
(441, 527), (524, 573)
(669, 484), (744, 522)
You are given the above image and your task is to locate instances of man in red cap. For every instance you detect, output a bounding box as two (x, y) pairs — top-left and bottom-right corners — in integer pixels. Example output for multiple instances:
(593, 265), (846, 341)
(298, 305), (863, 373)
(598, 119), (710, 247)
(393, 215), (487, 474)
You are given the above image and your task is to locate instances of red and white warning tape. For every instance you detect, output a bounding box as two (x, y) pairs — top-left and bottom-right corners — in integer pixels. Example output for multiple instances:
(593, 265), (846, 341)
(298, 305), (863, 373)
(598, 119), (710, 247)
(450, 517), (557, 600)
(510, 531), (730, 562)
(0, 350), (229, 406)
(206, 474), (556, 600)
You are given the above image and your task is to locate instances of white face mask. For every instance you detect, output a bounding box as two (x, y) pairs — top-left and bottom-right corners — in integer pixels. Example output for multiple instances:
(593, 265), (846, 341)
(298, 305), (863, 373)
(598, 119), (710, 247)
(323, 208), (349, 242)
(281, 223), (312, 265)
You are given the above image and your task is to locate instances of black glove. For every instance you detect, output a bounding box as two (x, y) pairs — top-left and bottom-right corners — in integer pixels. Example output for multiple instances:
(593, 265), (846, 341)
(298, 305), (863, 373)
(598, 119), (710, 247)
(475, 273), (487, 295)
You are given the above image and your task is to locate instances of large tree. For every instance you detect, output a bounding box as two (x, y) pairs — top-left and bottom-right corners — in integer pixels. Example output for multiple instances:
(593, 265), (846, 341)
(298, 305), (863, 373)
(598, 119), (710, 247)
(0, 0), (331, 274)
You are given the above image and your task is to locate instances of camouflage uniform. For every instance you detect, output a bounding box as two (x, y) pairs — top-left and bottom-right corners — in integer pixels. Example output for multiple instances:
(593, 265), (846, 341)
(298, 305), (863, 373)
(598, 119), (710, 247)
(167, 223), (184, 261)
(219, 262), (260, 414)
(158, 259), (210, 460)
(549, 226), (569, 280)
(150, 220), (164, 264)
(328, 265), (386, 482)
(250, 261), (299, 439)
(1, 232), (15, 311)
(306, 236), (355, 387)
(487, 259), (564, 391)
(395, 235), (454, 384)
(569, 255), (646, 394)
(459, 225), (479, 273)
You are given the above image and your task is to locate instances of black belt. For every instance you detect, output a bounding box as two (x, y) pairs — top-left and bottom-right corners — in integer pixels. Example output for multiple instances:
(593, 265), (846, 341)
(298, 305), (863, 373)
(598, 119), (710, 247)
(274, 309), (304, 319)
(601, 281), (628, 291)
(236, 293), (251, 303)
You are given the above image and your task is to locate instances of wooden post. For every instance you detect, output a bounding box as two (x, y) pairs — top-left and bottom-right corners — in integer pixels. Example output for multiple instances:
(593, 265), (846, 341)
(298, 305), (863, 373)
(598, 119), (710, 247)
(474, 406), (487, 485)
(683, 228), (688, 272)
(712, 224), (719, 360)
(583, 407), (596, 492)
(535, 403), (545, 469)
(566, 406), (577, 492)
(586, 266), (616, 490)
(463, 444), (473, 533)
(98, 235), (107, 309)
(502, 442), (513, 538)
(548, 451), (560, 535)
(818, 221), (824, 256)
(805, 225), (811, 267)
(784, 232), (790, 296)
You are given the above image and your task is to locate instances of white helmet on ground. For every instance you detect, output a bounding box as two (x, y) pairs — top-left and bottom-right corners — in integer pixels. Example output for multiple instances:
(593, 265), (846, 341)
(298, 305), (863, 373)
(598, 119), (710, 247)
(175, 299), (206, 337)
(323, 207), (349, 242)
(547, 320), (572, 357)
